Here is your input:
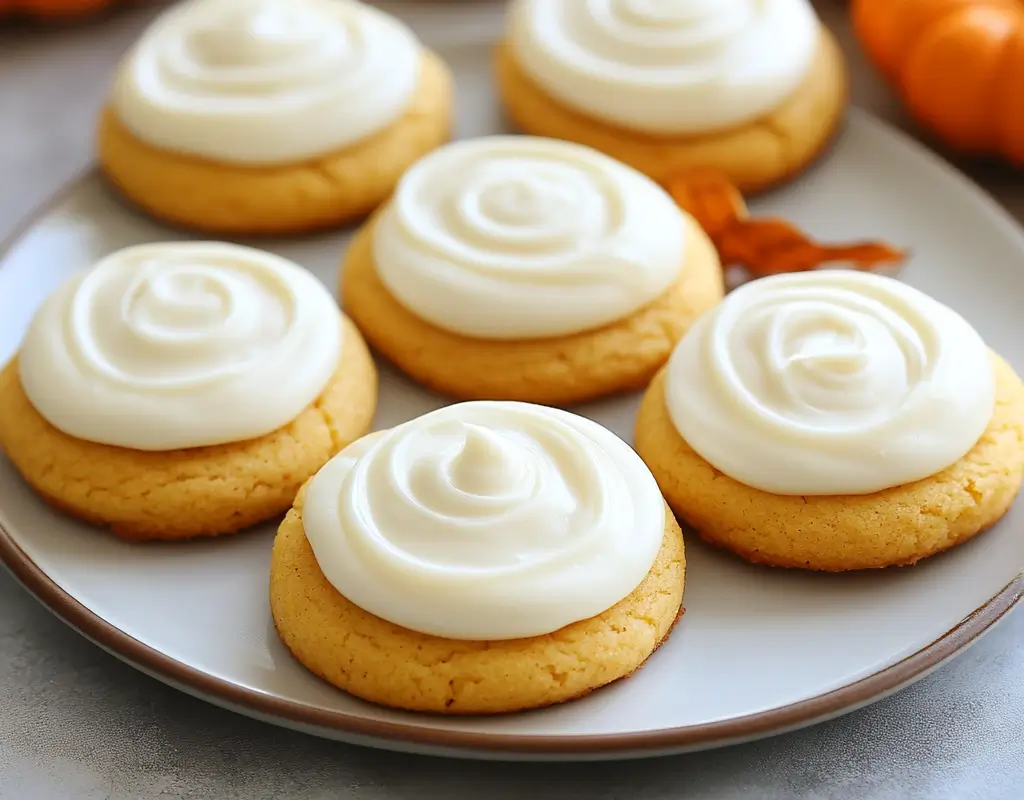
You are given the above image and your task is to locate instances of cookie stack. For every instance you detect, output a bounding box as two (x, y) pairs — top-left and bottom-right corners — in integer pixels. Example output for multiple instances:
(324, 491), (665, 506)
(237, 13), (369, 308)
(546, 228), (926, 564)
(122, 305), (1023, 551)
(2, 0), (1022, 717)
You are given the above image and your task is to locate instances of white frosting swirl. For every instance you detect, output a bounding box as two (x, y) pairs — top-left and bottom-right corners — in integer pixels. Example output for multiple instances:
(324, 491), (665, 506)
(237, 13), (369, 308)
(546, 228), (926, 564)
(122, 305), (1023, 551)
(303, 402), (666, 640)
(111, 0), (420, 165)
(507, 0), (820, 135)
(372, 136), (686, 339)
(664, 271), (995, 495)
(19, 242), (342, 451)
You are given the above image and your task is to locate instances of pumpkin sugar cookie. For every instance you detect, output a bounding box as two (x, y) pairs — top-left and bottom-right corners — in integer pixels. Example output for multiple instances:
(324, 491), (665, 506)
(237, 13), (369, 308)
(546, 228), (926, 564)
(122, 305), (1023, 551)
(496, 0), (847, 194)
(635, 270), (1024, 572)
(98, 0), (452, 236)
(342, 135), (724, 406)
(0, 242), (377, 541)
(270, 402), (685, 714)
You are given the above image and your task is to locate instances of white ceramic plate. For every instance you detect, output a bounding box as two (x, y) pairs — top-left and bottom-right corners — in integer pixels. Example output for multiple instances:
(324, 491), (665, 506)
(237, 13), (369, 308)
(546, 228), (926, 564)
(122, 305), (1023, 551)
(2, 2), (1024, 762)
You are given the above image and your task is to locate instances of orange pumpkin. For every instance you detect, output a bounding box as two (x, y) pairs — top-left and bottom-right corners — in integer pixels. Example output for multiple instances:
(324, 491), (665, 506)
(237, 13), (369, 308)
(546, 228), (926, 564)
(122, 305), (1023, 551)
(852, 0), (1024, 165)
(0, 0), (120, 19)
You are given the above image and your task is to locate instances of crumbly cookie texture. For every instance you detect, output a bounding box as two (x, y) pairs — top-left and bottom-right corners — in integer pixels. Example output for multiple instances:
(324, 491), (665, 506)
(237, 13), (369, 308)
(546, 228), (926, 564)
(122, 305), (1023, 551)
(97, 51), (452, 236)
(0, 318), (378, 542)
(269, 491), (684, 715)
(634, 353), (1024, 572)
(341, 213), (723, 405)
(495, 29), (848, 194)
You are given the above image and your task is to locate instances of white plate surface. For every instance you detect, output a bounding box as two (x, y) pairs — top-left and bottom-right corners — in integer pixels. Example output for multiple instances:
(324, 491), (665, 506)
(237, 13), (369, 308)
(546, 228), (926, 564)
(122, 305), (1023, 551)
(1, 1), (1023, 762)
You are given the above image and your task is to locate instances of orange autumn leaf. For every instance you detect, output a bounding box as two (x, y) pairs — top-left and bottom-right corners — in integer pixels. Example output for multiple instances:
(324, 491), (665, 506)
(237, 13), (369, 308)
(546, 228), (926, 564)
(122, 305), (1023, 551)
(666, 167), (748, 238)
(667, 168), (907, 277)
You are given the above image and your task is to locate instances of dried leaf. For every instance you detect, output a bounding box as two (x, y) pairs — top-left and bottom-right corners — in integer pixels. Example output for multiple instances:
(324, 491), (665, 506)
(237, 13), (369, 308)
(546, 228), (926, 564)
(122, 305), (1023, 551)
(667, 167), (747, 238)
(666, 169), (907, 278)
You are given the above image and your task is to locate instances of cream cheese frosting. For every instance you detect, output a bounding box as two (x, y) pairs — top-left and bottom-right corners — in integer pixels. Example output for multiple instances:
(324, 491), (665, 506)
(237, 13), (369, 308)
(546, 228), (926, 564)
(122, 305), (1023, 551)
(664, 271), (995, 496)
(18, 242), (342, 451)
(372, 136), (687, 340)
(111, 0), (420, 165)
(507, 0), (820, 136)
(302, 402), (666, 640)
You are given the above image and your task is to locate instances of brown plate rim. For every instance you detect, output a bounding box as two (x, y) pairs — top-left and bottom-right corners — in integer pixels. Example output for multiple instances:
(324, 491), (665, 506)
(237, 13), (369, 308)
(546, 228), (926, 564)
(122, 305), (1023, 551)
(1, 163), (1023, 757)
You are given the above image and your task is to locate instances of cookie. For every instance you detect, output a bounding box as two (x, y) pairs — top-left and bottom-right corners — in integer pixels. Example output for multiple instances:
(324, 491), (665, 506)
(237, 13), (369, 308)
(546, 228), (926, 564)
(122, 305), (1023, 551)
(634, 271), (1024, 571)
(0, 242), (378, 541)
(341, 136), (724, 406)
(496, 4), (847, 194)
(97, 0), (452, 236)
(270, 402), (685, 714)
(0, 319), (376, 541)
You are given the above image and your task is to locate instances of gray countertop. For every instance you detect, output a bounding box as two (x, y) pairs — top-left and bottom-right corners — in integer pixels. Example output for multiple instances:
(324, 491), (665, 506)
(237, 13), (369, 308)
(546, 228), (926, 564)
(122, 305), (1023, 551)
(2, 3), (1023, 798)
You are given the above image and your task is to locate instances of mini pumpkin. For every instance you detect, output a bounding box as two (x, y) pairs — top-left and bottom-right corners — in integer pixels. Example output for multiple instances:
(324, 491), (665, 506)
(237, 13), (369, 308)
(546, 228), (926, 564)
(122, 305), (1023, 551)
(0, 0), (120, 19)
(852, 0), (1024, 165)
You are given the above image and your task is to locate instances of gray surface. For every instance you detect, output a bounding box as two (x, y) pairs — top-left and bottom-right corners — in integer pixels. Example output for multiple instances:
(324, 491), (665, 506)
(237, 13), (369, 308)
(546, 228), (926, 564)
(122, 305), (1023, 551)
(1, 2), (1023, 798)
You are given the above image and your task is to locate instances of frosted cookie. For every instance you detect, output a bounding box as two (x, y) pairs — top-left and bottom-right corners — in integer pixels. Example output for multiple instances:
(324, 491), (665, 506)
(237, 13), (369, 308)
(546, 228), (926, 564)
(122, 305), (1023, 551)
(270, 402), (685, 714)
(496, 0), (848, 194)
(634, 270), (1024, 572)
(0, 242), (377, 541)
(341, 136), (724, 405)
(97, 0), (452, 236)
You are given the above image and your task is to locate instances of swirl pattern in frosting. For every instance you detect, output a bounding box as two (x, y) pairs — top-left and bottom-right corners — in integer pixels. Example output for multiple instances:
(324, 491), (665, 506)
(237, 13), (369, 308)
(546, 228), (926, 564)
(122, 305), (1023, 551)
(111, 0), (420, 165)
(663, 271), (995, 495)
(507, 0), (820, 135)
(372, 136), (686, 339)
(302, 402), (666, 640)
(18, 242), (342, 451)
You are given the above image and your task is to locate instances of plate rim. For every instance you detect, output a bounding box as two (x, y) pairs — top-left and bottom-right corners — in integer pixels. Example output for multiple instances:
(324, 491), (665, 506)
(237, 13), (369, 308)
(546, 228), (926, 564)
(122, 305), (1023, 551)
(2, 111), (1024, 756)
(3, 525), (1022, 756)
